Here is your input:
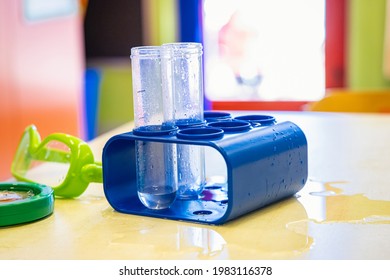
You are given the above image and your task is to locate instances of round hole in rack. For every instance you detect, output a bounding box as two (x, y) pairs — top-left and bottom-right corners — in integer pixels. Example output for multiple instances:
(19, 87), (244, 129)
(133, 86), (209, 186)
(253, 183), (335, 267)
(133, 124), (178, 136)
(193, 210), (213, 215)
(234, 115), (276, 126)
(208, 120), (251, 133)
(204, 186), (222, 190)
(177, 127), (224, 140)
(204, 111), (232, 122)
(175, 118), (206, 129)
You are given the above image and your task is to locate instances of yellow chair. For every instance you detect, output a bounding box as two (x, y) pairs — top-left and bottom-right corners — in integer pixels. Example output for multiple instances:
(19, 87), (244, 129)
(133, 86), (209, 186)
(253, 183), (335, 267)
(307, 90), (390, 113)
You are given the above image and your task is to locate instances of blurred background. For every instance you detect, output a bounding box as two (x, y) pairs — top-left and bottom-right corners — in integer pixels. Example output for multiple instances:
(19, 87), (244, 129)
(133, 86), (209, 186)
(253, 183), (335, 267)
(1, 0), (390, 180)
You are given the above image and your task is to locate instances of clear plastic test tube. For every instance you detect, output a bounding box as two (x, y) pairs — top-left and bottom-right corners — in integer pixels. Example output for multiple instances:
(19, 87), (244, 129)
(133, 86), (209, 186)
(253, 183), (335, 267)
(130, 46), (177, 210)
(162, 42), (205, 200)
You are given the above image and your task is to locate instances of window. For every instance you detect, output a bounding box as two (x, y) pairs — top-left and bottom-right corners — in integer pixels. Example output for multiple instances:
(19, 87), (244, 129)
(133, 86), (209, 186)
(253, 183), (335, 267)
(202, 0), (326, 103)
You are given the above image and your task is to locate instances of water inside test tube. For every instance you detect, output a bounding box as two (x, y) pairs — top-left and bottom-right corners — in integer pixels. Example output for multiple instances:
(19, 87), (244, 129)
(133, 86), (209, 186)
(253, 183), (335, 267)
(136, 140), (177, 209)
(138, 186), (177, 210)
(131, 46), (178, 210)
(204, 146), (228, 191)
(177, 143), (205, 199)
(163, 43), (205, 200)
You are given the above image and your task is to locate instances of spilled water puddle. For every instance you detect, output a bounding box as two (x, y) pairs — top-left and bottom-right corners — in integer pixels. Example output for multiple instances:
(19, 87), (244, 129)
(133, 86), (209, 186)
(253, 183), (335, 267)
(220, 180), (390, 258)
(297, 180), (390, 224)
(283, 180), (390, 258)
(94, 180), (390, 259)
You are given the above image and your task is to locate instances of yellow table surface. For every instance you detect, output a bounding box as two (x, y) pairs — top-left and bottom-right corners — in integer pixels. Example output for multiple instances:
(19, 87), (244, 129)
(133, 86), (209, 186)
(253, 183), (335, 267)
(1, 111), (390, 260)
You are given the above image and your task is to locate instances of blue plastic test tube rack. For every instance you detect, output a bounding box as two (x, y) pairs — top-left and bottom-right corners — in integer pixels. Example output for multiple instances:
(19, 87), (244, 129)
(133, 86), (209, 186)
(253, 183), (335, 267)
(102, 113), (308, 225)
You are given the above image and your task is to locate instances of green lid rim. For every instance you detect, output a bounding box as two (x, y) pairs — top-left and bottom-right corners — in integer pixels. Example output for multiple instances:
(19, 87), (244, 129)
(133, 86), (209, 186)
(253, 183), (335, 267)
(0, 182), (54, 227)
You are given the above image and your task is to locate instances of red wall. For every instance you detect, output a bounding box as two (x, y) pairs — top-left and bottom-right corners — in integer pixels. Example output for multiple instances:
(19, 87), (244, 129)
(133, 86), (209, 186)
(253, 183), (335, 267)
(0, 0), (84, 179)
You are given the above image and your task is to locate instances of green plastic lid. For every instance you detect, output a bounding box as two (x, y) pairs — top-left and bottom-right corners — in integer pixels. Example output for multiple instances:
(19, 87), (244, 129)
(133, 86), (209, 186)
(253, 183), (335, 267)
(0, 182), (54, 227)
